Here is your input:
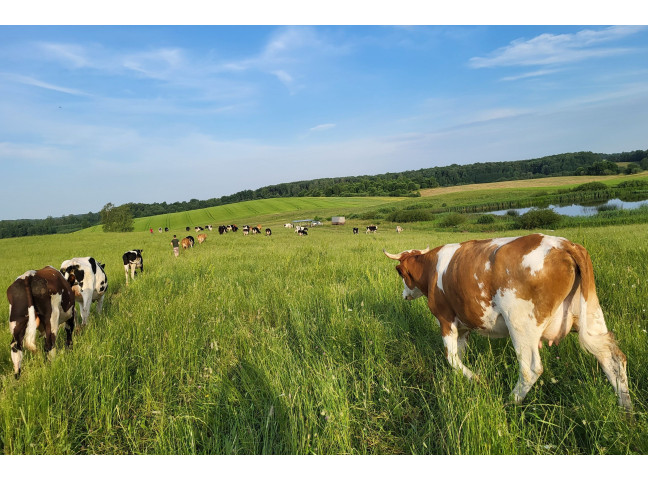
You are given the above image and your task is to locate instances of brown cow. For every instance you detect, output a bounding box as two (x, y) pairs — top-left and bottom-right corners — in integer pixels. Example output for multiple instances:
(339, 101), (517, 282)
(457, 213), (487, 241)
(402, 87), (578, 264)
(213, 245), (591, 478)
(7, 266), (76, 378)
(181, 237), (193, 249)
(384, 234), (632, 411)
(197, 233), (207, 244)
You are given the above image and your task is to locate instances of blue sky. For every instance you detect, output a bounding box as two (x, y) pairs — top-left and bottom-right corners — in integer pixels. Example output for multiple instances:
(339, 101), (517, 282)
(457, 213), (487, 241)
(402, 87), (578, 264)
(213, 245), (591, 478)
(1, 20), (648, 219)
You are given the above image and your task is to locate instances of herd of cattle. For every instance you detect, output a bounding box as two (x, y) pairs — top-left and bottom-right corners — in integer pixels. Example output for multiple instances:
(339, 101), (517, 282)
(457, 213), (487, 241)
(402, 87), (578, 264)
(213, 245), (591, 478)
(4, 227), (634, 411)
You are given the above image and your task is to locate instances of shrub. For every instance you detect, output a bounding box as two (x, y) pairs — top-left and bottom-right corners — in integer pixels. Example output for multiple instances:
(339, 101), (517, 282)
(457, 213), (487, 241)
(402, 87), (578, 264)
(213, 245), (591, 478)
(514, 208), (562, 229)
(572, 181), (609, 192)
(438, 212), (466, 228)
(476, 214), (496, 224)
(506, 209), (520, 217)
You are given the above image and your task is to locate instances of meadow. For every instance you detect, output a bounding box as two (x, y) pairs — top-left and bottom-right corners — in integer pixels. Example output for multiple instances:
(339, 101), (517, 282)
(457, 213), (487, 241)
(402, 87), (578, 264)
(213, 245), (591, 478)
(1, 192), (647, 454)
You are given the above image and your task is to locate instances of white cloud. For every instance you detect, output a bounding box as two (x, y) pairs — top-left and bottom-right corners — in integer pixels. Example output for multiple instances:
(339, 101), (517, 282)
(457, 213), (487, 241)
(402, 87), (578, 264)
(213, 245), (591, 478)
(310, 123), (336, 132)
(0, 73), (92, 96)
(469, 26), (646, 69)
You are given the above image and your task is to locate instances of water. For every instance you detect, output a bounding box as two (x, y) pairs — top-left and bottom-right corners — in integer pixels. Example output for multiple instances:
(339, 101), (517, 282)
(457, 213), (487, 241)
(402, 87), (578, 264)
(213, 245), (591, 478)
(489, 198), (648, 217)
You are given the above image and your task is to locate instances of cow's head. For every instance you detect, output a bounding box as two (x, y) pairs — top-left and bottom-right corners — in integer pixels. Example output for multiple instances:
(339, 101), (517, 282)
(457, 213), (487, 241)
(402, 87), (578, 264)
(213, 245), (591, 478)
(61, 264), (85, 289)
(384, 247), (430, 300)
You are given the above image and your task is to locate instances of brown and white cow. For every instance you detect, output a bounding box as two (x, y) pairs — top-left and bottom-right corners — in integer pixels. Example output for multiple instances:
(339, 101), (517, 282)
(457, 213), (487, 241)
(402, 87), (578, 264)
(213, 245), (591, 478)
(7, 266), (76, 378)
(181, 237), (193, 249)
(197, 233), (207, 244)
(396, 226), (403, 233)
(384, 234), (632, 411)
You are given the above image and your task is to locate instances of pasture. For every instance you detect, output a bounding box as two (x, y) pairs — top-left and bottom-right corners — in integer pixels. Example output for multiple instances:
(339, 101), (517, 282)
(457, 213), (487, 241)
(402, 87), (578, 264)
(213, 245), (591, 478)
(1, 209), (647, 454)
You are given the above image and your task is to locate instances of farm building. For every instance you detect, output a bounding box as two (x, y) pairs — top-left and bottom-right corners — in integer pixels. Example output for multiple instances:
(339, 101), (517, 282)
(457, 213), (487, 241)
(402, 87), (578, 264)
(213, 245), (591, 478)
(331, 216), (346, 225)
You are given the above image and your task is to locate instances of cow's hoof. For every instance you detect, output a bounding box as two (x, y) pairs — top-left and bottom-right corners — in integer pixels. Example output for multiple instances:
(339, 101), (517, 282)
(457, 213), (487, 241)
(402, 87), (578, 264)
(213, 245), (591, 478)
(14, 369), (21, 380)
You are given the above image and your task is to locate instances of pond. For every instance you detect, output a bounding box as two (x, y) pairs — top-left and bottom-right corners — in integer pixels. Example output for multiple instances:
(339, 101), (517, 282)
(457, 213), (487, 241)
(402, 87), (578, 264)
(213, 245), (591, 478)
(489, 198), (648, 217)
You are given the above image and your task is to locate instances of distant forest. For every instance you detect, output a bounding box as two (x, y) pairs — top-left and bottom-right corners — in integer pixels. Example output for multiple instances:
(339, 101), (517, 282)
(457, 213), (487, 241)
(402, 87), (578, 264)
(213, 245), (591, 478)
(2, 149), (647, 239)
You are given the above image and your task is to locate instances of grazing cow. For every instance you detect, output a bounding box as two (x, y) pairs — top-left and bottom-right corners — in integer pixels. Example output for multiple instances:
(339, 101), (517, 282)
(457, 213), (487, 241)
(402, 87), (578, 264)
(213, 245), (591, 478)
(384, 234), (632, 411)
(7, 266), (76, 378)
(197, 233), (207, 244)
(353, 228), (359, 234)
(366, 225), (378, 234)
(243, 225), (250, 235)
(186, 226), (190, 232)
(284, 223), (293, 228)
(230, 224), (239, 232)
(59, 257), (108, 327)
(158, 227), (163, 233)
(122, 249), (144, 285)
(195, 226), (204, 232)
(396, 226), (403, 233)
(265, 228), (272, 236)
(207, 225), (213, 231)
(296, 226), (308, 236)
(165, 227), (169, 232)
(182, 236), (195, 249)
(251, 227), (261, 235)
(218, 225), (227, 235)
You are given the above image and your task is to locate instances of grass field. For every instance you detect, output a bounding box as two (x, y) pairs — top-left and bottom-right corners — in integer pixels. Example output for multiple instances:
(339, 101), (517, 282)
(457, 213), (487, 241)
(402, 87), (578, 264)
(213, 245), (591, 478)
(1, 189), (647, 454)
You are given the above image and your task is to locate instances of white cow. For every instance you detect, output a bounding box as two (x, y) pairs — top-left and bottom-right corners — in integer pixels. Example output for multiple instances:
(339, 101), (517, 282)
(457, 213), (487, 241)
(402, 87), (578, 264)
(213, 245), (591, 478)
(60, 257), (108, 326)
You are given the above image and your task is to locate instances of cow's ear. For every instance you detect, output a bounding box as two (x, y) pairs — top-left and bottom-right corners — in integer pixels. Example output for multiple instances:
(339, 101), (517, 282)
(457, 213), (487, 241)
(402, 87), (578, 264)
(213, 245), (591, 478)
(396, 264), (407, 279)
(100, 264), (106, 269)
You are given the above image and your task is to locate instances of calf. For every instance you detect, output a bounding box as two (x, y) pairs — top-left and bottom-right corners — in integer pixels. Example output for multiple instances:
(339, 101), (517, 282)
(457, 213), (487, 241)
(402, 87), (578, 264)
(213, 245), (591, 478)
(7, 266), (76, 378)
(197, 233), (207, 244)
(366, 225), (378, 234)
(384, 234), (632, 411)
(60, 257), (108, 326)
(122, 249), (144, 285)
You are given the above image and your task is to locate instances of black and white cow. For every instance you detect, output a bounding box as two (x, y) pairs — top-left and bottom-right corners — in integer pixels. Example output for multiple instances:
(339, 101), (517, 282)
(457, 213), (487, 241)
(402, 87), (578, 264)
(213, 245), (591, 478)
(296, 226), (308, 236)
(353, 228), (359, 234)
(284, 223), (293, 228)
(251, 226), (261, 235)
(60, 257), (108, 326)
(7, 266), (76, 378)
(186, 226), (191, 232)
(164, 227), (169, 232)
(229, 224), (239, 232)
(243, 225), (250, 235)
(158, 227), (163, 233)
(366, 225), (378, 234)
(219, 225), (227, 234)
(195, 226), (204, 232)
(122, 250), (144, 285)
(265, 228), (272, 236)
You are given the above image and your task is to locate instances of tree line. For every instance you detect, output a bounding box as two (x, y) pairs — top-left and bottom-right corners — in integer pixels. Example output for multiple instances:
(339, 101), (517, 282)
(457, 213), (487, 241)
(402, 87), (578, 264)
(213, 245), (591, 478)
(1, 149), (647, 238)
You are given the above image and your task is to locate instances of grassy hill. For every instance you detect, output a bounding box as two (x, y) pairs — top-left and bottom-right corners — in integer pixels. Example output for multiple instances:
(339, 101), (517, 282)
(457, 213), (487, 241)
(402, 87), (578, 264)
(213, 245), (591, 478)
(1, 179), (647, 454)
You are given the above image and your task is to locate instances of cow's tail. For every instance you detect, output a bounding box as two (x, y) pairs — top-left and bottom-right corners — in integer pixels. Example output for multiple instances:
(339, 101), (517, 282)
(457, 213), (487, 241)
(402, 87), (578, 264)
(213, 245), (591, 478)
(568, 242), (609, 356)
(23, 276), (38, 352)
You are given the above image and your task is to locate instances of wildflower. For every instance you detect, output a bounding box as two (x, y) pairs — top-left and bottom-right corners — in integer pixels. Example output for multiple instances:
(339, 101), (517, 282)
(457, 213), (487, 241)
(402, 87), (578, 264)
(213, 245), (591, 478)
(582, 419), (587, 425)
(550, 378), (558, 384)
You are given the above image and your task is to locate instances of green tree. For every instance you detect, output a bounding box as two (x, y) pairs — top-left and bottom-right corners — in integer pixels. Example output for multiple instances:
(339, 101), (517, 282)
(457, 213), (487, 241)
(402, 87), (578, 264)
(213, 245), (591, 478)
(100, 203), (135, 232)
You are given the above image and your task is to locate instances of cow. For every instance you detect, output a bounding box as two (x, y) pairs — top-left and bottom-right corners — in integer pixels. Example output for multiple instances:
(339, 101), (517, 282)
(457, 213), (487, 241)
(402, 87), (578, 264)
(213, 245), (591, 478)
(218, 225), (227, 235)
(197, 233), (207, 244)
(229, 225), (239, 232)
(122, 250), (144, 285)
(353, 228), (359, 234)
(60, 257), (108, 327)
(396, 226), (403, 234)
(158, 227), (163, 233)
(243, 225), (250, 236)
(383, 234), (632, 411)
(186, 226), (190, 232)
(207, 225), (213, 231)
(296, 226), (308, 236)
(195, 226), (204, 232)
(165, 227), (169, 232)
(7, 267), (76, 378)
(284, 223), (293, 228)
(251, 227), (261, 235)
(182, 236), (194, 249)
(265, 228), (272, 236)
(366, 225), (378, 234)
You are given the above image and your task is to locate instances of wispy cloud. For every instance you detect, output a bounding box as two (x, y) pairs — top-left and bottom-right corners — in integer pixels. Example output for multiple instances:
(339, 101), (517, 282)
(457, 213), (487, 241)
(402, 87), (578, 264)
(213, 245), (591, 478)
(1, 72), (92, 96)
(500, 68), (561, 82)
(469, 26), (646, 69)
(310, 123), (336, 132)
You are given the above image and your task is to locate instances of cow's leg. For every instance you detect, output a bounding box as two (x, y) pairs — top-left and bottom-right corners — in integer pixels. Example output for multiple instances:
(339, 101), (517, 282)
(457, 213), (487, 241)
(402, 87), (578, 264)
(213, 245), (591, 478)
(578, 302), (632, 410)
(96, 293), (105, 315)
(130, 263), (136, 280)
(9, 308), (27, 379)
(80, 291), (93, 326)
(456, 329), (470, 361)
(40, 299), (57, 358)
(65, 305), (75, 348)
(507, 325), (544, 404)
(440, 318), (478, 381)
(124, 265), (129, 285)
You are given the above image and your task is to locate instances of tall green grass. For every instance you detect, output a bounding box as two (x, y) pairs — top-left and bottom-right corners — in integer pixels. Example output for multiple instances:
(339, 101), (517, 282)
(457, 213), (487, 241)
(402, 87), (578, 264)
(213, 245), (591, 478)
(0, 222), (646, 454)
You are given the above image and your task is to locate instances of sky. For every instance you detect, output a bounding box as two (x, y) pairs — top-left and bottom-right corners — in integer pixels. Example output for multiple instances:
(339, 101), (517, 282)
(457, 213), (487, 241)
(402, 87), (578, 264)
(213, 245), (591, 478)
(2, 7), (648, 219)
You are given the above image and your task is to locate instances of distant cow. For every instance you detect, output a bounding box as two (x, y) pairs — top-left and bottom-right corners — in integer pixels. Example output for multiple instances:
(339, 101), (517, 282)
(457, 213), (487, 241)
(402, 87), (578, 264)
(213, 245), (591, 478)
(284, 223), (293, 228)
(396, 226), (403, 233)
(296, 226), (308, 236)
(230, 225), (239, 232)
(265, 228), (272, 236)
(197, 233), (207, 244)
(122, 249), (144, 285)
(158, 227), (162, 233)
(251, 227), (261, 235)
(60, 257), (108, 327)
(218, 225), (227, 234)
(195, 226), (204, 232)
(182, 236), (194, 249)
(7, 266), (76, 378)
(186, 226), (190, 232)
(243, 225), (250, 235)
(353, 228), (359, 234)
(384, 234), (633, 411)
(207, 225), (213, 231)
(164, 227), (169, 232)
(366, 225), (378, 234)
